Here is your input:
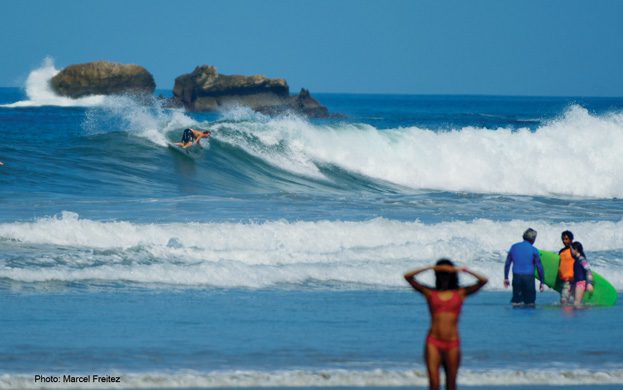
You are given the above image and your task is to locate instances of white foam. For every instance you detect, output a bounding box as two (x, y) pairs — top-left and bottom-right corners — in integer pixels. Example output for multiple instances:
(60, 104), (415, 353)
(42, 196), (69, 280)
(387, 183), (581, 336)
(213, 107), (623, 198)
(219, 104), (270, 122)
(1, 212), (622, 290)
(82, 95), (196, 146)
(1, 368), (622, 388)
(0, 57), (106, 108)
(213, 112), (326, 179)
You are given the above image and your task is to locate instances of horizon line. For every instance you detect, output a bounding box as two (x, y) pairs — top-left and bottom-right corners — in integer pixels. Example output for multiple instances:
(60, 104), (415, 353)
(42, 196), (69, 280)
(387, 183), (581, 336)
(0, 86), (621, 100)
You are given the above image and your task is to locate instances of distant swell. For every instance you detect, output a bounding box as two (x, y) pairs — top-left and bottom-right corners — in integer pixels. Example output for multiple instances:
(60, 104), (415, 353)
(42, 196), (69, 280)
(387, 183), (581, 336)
(2, 368), (623, 388)
(1, 212), (622, 290)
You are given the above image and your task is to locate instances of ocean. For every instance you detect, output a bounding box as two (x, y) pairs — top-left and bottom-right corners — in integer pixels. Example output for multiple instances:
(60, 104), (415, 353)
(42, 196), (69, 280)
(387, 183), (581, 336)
(1, 61), (622, 389)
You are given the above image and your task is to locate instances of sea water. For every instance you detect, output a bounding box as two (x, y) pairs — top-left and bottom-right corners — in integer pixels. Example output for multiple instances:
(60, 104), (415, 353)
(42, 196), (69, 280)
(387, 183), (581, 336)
(1, 60), (622, 389)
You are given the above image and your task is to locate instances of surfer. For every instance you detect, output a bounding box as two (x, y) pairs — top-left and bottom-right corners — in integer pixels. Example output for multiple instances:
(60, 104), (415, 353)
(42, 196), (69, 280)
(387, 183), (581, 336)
(175, 128), (211, 148)
(558, 230), (575, 305)
(404, 259), (488, 390)
(570, 241), (594, 307)
(503, 228), (545, 307)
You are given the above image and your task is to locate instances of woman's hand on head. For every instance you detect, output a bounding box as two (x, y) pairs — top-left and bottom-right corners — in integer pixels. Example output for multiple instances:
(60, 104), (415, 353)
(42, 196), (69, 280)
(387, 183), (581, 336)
(433, 264), (458, 273)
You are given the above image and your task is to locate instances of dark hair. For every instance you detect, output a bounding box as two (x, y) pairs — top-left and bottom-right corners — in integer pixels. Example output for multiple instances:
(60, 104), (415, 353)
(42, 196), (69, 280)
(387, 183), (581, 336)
(435, 258), (459, 290)
(561, 230), (574, 241)
(203, 130), (211, 134)
(522, 228), (537, 243)
(572, 241), (585, 258)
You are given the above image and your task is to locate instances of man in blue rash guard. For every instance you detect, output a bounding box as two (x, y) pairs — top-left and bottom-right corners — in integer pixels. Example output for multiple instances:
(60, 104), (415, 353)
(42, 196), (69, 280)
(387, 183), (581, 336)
(504, 228), (545, 306)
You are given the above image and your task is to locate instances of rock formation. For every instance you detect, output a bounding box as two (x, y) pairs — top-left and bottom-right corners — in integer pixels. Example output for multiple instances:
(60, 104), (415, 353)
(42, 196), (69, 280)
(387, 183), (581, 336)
(173, 65), (329, 117)
(50, 61), (155, 98)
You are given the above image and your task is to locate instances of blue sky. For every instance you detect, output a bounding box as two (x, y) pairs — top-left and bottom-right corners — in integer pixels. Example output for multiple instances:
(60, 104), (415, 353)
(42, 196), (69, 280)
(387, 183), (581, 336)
(1, 0), (622, 96)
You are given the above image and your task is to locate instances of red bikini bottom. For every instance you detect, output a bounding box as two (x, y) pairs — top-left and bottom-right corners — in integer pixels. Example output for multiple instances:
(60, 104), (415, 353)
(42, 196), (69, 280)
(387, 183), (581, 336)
(426, 334), (460, 351)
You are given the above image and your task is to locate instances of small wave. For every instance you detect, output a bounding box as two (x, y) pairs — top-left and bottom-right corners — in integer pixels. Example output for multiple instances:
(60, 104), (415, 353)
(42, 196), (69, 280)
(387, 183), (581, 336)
(1, 212), (622, 290)
(1, 368), (622, 388)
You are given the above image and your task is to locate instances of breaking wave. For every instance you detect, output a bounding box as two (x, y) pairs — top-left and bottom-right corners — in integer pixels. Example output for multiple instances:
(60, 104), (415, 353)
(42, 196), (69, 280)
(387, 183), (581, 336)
(1, 212), (621, 290)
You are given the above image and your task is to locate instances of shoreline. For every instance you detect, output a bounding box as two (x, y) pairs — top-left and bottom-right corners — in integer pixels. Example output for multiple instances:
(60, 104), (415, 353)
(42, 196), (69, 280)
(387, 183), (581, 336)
(2, 357), (622, 388)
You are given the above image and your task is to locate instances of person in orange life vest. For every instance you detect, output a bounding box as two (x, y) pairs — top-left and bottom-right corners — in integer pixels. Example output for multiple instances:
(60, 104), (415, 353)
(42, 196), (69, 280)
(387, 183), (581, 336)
(404, 259), (488, 390)
(558, 230), (575, 305)
(570, 241), (594, 307)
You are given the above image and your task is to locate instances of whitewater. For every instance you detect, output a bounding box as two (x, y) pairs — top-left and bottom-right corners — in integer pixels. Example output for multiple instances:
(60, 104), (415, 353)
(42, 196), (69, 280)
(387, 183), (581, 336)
(1, 212), (622, 289)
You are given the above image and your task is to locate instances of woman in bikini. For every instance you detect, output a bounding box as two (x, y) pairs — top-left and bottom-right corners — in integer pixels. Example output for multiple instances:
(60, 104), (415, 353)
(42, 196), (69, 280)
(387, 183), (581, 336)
(404, 259), (488, 390)
(570, 241), (594, 307)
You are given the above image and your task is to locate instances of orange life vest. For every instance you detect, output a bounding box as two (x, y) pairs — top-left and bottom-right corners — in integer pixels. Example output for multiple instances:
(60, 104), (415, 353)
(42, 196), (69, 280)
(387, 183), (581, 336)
(559, 248), (574, 281)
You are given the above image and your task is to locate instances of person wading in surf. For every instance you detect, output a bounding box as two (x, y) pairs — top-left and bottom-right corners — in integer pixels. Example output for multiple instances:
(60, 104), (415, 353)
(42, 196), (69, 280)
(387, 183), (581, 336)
(404, 259), (488, 390)
(558, 230), (576, 305)
(504, 228), (545, 307)
(570, 241), (594, 307)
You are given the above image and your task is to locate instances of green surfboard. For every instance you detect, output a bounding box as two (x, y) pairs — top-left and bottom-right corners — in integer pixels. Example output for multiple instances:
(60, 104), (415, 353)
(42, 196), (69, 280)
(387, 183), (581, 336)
(537, 250), (617, 306)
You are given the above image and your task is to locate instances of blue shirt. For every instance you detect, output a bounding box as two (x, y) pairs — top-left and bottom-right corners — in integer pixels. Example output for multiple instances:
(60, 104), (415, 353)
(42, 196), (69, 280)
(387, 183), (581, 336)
(504, 240), (544, 281)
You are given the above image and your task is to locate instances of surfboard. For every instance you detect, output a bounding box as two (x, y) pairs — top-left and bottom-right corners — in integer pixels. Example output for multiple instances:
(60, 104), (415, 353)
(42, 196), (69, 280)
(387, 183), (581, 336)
(167, 142), (205, 159)
(537, 250), (617, 306)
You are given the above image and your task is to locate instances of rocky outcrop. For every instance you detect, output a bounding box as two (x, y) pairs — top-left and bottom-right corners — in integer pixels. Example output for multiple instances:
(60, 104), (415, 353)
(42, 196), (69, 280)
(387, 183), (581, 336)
(290, 88), (329, 118)
(173, 65), (329, 117)
(50, 61), (155, 98)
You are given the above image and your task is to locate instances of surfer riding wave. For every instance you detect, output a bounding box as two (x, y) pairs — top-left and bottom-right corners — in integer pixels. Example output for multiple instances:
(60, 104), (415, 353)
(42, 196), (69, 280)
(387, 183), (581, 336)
(176, 128), (211, 148)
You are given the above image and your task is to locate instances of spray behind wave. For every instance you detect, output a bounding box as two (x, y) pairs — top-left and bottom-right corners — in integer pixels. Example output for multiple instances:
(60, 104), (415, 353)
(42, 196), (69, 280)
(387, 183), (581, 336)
(0, 57), (194, 147)
(82, 95), (196, 146)
(0, 57), (106, 108)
